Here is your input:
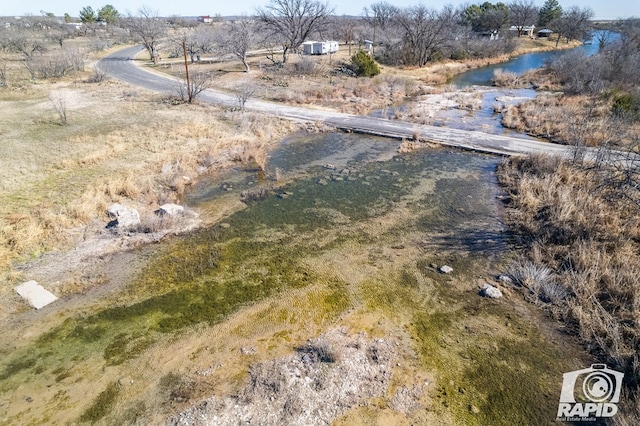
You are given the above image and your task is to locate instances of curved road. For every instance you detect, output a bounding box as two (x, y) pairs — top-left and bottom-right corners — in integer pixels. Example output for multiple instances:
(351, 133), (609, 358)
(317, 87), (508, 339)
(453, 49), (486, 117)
(101, 46), (575, 157)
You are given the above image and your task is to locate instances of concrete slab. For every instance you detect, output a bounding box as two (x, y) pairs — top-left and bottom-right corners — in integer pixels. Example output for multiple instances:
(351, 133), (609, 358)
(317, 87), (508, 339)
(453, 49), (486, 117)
(14, 280), (58, 309)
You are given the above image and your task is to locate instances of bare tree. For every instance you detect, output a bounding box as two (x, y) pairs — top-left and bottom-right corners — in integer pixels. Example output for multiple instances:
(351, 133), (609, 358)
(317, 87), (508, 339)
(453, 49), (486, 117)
(50, 91), (68, 125)
(508, 0), (539, 37)
(121, 6), (168, 61)
(552, 6), (594, 46)
(257, 0), (333, 64)
(177, 71), (211, 103)
(3, 28), (46, 58)
(362, 2), (398, 55)
(89, 62), (110, 82)
(395, 5), (459, 67)
(326, 15), (360, 56)
(234, 82), (257, 110)
(220, 18), (258, 72)
(46, 22), (75, 47)
(172, 26), (216, 63)
(596, 29), (615, 50)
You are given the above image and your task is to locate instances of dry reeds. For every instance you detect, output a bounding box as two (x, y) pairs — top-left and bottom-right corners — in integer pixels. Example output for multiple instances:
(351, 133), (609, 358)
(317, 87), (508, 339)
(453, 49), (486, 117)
(501, 94), (639, 148)
(492, 69), (520, 87)
(498, 153), (640, 418)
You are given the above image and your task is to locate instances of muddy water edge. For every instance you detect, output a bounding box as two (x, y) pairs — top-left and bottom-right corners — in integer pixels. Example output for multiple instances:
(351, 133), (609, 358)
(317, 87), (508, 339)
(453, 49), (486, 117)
(0, 132), (592, 425)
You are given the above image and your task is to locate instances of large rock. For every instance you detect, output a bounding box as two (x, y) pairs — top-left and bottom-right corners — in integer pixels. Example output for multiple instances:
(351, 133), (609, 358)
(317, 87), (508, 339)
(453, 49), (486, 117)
(107, 203), (140, 229)
(155, 203), (184, 216)
(439, 265), (454, 274)
(480, 283), (503, 299)
(15, 280), (58, 309)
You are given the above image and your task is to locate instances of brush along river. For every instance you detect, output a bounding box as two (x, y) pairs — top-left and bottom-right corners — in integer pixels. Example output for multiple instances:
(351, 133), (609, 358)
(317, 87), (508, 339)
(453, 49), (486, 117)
(0, 133), (592, 425)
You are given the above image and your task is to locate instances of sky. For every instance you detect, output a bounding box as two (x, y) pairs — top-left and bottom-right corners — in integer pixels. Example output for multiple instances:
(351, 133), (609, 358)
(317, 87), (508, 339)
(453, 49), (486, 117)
(1, 0), (638, 21)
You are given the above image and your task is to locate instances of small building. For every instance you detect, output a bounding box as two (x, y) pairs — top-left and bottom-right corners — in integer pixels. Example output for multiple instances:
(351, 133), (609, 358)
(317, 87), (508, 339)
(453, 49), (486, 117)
(537, 28), (553, 38)
(65, 22), (83, 30)
(364, 40), (374, 51)
(197, 15), (213, 23)
(478, 30), (500, 40)
(302, 41), (317, 55)
(302, 40), (339, 55)
(509, 25), (535, 37)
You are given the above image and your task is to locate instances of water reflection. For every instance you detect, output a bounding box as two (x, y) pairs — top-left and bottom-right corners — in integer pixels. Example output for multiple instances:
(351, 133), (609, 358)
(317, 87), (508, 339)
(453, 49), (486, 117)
(453, 30), (619, 87)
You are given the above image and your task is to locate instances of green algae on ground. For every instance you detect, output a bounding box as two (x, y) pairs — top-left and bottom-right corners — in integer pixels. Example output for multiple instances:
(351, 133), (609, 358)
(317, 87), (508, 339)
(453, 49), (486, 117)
(79, 381), (121, 423)
(411, 296), (571, 425)
(3, 146), (500, 379)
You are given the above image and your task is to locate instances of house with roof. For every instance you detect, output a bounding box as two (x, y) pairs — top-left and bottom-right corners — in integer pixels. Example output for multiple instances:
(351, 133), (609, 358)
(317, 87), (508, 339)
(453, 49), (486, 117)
(509, 25), (535, 37)
(197, 15), (213, 23)
(537, 28), (553, 38)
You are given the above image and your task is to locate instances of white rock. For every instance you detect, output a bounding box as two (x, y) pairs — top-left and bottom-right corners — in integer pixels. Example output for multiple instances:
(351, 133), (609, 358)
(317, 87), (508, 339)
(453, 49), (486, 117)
(14, 280), (58, 309)
(107, 203), (140, 228)
(480, 283), (503, 299)
(156, 203), (184, 216)
(498, 275), (513, 284)
(439, 265), (454, 274)
(107, 203), (126, 218)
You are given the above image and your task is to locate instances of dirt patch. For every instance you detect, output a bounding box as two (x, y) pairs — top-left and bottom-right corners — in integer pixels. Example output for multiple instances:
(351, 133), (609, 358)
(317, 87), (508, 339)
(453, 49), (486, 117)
(169, 328), (404, 426)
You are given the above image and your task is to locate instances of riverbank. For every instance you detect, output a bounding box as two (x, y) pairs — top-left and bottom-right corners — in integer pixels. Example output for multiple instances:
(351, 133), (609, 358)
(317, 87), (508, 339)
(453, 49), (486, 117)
(0, 77), (309, 315)
(497, 154), (640, 421)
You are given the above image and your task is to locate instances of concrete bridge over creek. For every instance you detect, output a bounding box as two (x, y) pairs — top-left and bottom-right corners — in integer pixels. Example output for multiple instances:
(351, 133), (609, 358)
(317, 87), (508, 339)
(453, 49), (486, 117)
(102, 46), (577, 158)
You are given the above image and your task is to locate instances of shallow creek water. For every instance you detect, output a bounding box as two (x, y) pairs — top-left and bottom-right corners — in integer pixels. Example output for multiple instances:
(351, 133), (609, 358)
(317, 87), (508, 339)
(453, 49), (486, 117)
(0, 133), (588, 425)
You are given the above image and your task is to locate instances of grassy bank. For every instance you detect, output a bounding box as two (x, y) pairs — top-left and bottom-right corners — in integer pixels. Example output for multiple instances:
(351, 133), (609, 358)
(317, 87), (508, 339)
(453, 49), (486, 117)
(497, 154), (640, 422)
(0, 75), (302, 312)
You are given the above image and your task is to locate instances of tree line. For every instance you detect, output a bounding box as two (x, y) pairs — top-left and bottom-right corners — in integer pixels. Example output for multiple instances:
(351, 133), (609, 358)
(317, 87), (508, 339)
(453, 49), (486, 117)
(0, 0), (598, 72)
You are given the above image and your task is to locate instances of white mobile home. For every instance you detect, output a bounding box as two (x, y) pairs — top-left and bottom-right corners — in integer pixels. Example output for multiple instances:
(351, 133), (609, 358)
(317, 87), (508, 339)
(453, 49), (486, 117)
(302, 41), (339, 55)
(302, 41), (317, 55)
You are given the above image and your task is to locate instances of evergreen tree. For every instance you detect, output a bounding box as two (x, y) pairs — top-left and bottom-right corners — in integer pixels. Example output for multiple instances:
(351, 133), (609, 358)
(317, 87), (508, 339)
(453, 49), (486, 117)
(79, 6), (97, 23)
(98, 5), (120, 24)
(463, 2), (510, 33)
(350, 50), (380, 77)
(538, 0), (562, 28)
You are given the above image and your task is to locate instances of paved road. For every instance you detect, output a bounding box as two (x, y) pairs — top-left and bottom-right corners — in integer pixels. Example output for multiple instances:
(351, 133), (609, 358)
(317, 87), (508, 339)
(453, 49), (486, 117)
(101, 46), (575, 157)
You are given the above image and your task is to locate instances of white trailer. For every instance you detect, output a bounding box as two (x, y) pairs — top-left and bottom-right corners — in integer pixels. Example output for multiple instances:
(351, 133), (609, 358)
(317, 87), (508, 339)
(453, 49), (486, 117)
(302, 41), (317, 55)
(303, 41), (339, 55)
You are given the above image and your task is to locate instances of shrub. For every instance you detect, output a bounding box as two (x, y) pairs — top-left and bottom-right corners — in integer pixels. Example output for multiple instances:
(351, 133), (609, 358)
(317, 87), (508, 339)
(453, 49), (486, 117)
(296, 341), (337, 363)
(349, 51), (380, 78)
(24, 48), (87, 79)
(294, 57), (324, 76)
(492, 68), (519, 87)
(611, 92), (640, 121)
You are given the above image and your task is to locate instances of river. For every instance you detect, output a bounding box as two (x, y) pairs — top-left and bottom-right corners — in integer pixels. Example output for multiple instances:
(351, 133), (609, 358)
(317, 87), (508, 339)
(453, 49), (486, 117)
(452, 30), (616, 87)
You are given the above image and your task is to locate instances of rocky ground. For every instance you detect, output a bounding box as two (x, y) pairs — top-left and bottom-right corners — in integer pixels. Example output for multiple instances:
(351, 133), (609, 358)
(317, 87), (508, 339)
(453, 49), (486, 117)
(168, 328), (415, 426)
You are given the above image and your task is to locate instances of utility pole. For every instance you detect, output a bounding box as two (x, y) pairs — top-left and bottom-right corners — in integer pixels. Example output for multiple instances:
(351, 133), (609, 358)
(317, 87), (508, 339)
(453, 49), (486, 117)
(182, 39), (192, 102)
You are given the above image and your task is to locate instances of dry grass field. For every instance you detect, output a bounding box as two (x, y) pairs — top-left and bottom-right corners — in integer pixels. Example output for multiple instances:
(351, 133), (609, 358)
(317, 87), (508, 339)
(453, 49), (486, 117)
(0, 48), (303, 308)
